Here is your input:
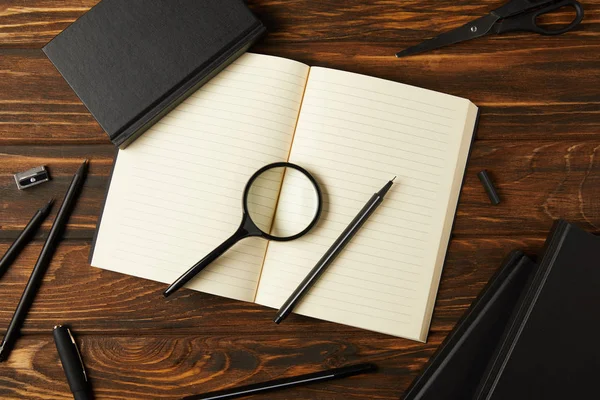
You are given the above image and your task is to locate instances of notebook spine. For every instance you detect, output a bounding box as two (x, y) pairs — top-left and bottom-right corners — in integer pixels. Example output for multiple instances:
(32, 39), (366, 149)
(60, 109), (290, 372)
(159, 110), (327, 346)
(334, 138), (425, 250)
(403, 250), (529, 400)
(474, 220), (571, 400)
(112, 22), (266, 148)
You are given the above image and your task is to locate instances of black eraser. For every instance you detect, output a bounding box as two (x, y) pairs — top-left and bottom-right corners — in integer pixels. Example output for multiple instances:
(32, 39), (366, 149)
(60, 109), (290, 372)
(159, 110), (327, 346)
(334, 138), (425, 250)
(478, 170), (501, 205)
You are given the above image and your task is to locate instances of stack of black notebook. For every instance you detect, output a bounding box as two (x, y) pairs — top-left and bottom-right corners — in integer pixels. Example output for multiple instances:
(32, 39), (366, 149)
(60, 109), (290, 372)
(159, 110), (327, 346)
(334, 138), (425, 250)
(404, 220), (600, 400)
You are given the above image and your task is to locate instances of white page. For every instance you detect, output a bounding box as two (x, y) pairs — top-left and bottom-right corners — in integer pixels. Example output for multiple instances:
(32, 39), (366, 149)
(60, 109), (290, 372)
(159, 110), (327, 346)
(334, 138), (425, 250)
(256, 67), (478, 340)
(91, 54), (309, 302)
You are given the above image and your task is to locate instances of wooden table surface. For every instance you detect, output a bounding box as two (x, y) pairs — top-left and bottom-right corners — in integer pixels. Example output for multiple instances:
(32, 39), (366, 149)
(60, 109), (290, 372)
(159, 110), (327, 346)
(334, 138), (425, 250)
(0, 1), (599, 399)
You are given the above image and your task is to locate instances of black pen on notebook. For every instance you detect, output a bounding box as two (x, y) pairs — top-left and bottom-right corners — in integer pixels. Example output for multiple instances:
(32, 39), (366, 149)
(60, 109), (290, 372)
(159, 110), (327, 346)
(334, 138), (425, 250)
(274, 177), (396, 324)
(0, 160), (88, 362)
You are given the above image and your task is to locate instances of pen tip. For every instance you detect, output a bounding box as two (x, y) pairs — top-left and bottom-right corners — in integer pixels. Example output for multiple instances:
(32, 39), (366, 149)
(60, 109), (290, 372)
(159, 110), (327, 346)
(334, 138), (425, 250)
(391, 176), (397, 182)
(41, 198), (55, 214)
(76, 159), (89, 175)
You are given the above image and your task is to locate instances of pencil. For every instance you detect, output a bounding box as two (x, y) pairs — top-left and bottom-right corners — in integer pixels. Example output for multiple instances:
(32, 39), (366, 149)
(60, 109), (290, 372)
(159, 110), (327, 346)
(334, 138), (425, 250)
(0, 199), (54, 280)
(0, 160), (88, 362)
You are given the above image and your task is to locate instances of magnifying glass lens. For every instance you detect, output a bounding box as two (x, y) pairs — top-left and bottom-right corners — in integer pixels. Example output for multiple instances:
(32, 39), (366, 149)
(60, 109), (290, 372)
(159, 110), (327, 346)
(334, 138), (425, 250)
(246, 166), (320, 240)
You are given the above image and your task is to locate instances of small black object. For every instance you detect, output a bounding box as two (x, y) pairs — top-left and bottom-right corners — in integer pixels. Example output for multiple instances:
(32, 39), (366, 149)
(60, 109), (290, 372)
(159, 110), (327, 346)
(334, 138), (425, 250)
(182, 363), (377, 400)
(0, 160), (88, 362)
(163, 162), (323, 298)
(43, 0), (266, 148)
(478, 170), (501, 205)
(14, 166), (50, 190)
(0, 200), (53, 280)
(53, 325), (93, 400)
(274, 177), (396, 324)
(396, 0), (584, 58)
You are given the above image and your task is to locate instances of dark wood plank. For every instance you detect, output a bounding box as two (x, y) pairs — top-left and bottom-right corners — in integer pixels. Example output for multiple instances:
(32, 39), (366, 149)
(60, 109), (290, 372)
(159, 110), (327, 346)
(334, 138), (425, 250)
(0, 0), (598, 47)
(0, 237), (543, 335)
(1, 141), (598, 241)
(0, 145), (115, 240)
(0, 333), (439, 400)
(1, 44), (599, 144)
(0, 50), (107, 145)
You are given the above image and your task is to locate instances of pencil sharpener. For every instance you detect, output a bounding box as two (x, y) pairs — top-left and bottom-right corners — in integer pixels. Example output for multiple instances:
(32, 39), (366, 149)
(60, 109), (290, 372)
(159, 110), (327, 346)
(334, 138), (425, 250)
(14, 166), (51, 190)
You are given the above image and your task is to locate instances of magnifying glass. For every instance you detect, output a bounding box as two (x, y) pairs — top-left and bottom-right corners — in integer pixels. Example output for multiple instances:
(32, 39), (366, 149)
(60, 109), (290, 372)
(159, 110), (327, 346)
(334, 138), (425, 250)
(164, 162), (323, 297)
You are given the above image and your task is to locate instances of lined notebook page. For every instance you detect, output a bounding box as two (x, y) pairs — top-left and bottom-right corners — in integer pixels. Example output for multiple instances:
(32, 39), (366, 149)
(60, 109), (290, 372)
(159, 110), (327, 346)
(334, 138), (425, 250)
(91, 54), (309, 302)
(255, 67), (478, 340)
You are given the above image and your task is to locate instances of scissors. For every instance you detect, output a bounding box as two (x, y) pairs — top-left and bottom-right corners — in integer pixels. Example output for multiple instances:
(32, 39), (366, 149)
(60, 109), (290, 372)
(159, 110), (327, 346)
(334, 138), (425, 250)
(396, 0), (584, 58)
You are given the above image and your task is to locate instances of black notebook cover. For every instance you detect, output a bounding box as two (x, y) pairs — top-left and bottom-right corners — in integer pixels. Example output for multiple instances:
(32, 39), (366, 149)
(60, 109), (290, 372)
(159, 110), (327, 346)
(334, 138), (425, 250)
(475, 220), (600, 400)
(43, 0), (265, 148)
(402, 251), (536, 400)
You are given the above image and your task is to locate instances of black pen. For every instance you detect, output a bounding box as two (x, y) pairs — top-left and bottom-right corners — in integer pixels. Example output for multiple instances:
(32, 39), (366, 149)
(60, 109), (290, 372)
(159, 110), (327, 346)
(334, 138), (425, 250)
(274, 177), (395, 324)
(0, 160), (89, 362)
(182, 363), (377, 400)
(0, 199), (54, 280)
(53, 325), (93, 400)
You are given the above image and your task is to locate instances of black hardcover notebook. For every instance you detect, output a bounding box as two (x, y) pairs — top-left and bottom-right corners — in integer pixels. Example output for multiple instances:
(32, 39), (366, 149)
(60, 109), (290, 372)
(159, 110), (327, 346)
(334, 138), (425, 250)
(402, 251), (536, 400)
(475, 220), (600, 400)
(43, 0), (265, 148)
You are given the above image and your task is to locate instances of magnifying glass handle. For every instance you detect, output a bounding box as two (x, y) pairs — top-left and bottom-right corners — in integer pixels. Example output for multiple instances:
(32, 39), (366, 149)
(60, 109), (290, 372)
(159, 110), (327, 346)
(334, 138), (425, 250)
(164, 227), (248, 298)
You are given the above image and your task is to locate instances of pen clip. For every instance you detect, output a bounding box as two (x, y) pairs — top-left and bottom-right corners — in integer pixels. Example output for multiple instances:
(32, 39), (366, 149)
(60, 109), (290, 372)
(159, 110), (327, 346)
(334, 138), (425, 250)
(66, 327), (88, 382)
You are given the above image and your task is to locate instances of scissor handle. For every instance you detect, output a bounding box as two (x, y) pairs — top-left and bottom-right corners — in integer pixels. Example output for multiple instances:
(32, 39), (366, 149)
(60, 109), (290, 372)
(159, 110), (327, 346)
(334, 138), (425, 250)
(493, 0), (552, 19)
(494, 0), (584, 35)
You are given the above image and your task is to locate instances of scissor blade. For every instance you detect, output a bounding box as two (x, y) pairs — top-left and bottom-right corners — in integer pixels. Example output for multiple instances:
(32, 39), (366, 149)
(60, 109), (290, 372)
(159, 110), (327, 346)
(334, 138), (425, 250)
(396, 14), (500, 58)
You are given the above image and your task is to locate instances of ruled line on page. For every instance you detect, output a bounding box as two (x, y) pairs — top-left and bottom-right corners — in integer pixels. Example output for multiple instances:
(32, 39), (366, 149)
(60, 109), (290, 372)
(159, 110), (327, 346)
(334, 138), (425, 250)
(112, 248), (260, 285)
(185, 96), (299, 119)
(157, 120), (293, 146)
(140, 134), (285, 163)
(301, 101), (452, 136)
(195, 88), (300, 111)
(169, 109), (295, 134)
(202, 82), (302, 104)
(301, 110), (449, 145)
(258, 287), (411, 324)
(255, 66), (473, 339)
(307, 87), (455, 120)
(307, 77), (458, 112)
(298, 127), (446, 162)
(264, 281), (414, 308)
(111, 254), (258, 292)
(175, 103), (298, 127)
(300, 119), (448, 151)
(114, 238), (263, 277)
(263, 282), (413, 316)
(217, 69), (306, 87)
(91, 53), (311, 303)
(118, 224), (266, 257)
(231, 62), (309, 79)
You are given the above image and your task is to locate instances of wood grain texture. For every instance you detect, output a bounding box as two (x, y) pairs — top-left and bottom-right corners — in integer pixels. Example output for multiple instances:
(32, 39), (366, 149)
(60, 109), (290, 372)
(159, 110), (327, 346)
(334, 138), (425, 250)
(1, 45), (599, 144)
(0, 237), (544, 336)
(0, 0), (599, 398)
(0, 334), (442, 400)
(1, 142), (598, 241)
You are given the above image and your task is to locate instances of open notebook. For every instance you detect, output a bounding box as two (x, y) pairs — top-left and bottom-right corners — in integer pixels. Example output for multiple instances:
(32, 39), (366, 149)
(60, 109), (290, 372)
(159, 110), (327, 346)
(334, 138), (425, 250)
(91, 53), (478, 342)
